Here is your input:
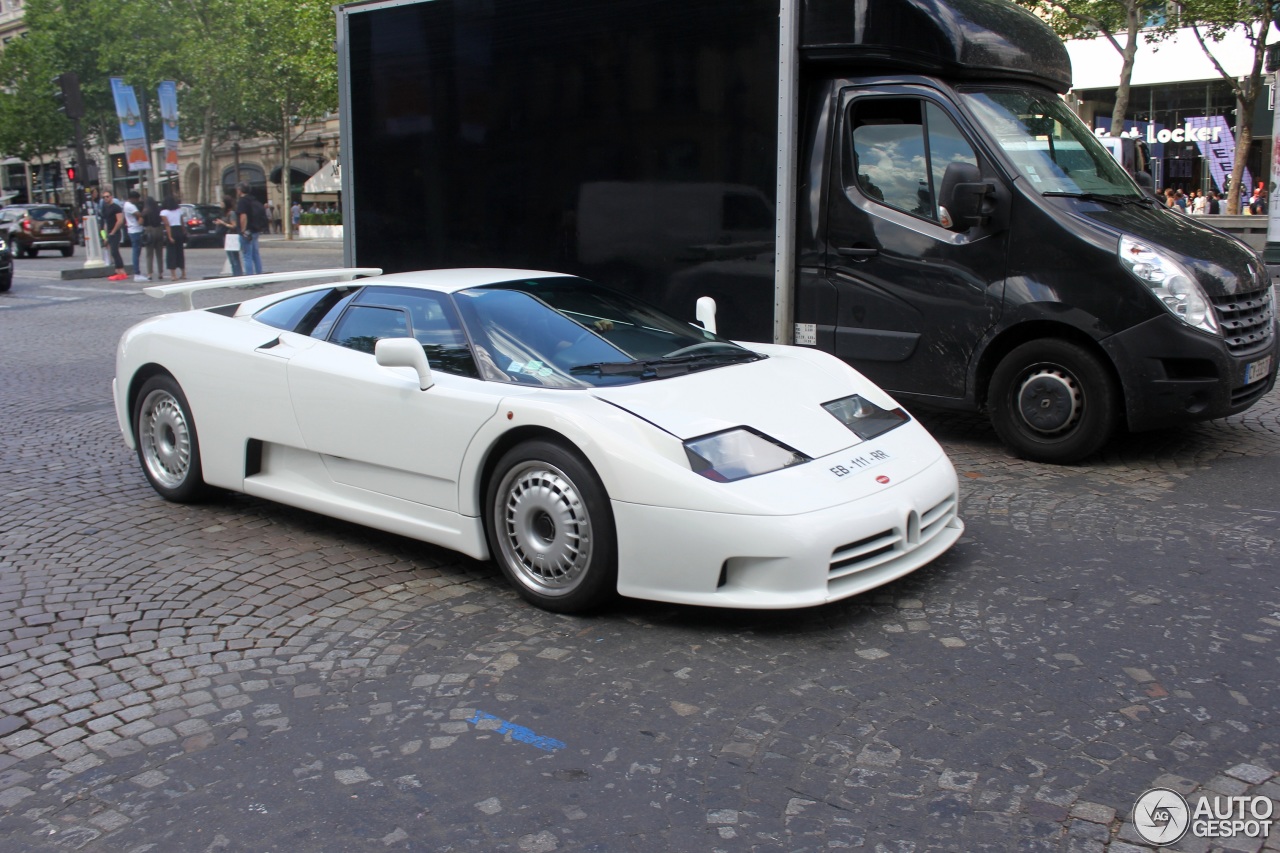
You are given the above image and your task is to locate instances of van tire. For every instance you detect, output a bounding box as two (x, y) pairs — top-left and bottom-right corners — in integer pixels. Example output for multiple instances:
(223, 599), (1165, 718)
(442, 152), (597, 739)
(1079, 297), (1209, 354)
(988, 339), (1118, 464)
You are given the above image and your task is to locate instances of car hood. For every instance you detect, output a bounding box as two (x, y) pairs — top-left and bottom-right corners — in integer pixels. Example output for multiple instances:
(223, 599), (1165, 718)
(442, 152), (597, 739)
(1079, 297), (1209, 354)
(590, 348), (884, 459)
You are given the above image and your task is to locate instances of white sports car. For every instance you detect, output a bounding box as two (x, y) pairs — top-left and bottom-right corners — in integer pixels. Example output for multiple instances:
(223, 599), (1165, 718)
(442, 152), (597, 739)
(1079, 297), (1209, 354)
(114, 268), (963, 613)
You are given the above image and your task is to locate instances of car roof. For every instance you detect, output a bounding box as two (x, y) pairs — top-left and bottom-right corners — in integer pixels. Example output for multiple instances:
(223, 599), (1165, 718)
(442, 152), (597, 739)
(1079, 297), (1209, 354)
(366, 268), (576, 295)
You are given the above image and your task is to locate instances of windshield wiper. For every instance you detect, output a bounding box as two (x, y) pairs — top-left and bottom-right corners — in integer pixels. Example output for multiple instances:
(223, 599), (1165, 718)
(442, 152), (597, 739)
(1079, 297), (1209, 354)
(1042, 191), (1160, 209)
(570, 349), (762, 379)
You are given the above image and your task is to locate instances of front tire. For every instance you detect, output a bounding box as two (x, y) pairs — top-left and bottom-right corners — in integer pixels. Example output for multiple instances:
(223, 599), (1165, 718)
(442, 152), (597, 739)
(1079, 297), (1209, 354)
(988, 339), (1119, 464)
(61, 246), (73, 257)
(133, 374), (212, 503)
(485, 440), (617, 613)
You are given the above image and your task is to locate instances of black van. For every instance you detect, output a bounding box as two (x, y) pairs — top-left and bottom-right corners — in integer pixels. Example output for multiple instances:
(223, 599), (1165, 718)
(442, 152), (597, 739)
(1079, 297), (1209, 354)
(337, 0), (1276, 463)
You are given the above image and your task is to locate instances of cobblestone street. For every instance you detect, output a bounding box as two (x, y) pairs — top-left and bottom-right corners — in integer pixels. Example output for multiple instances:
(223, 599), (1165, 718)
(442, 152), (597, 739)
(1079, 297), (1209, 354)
(1, 250), (1278, 851)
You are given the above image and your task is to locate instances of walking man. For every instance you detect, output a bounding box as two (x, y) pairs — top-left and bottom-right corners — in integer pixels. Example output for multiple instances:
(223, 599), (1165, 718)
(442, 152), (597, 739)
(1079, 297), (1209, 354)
(236, 182), (266, 275)
(124, 189), (147, 281)
(101, 190), (128, 280)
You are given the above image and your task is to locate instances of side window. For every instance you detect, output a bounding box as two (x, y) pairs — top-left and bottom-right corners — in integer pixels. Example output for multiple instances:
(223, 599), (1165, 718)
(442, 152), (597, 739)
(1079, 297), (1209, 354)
(848, 98), (977, 224)
(330, 305), (410, 354)
(341, 286), (479, 378)
(253, 289), (335, 332)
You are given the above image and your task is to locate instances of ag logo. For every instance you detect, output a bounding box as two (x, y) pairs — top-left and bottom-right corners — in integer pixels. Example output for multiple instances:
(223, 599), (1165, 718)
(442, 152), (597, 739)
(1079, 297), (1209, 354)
(1133, 788), (1190, 846)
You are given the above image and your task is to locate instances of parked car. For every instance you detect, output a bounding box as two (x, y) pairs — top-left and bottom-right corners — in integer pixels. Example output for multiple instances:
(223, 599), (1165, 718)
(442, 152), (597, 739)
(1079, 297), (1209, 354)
(0, 204), (75, 257)
(114, 268), (964, 613)
(0, 231), (12, 291)
(180, 203), (223, 248)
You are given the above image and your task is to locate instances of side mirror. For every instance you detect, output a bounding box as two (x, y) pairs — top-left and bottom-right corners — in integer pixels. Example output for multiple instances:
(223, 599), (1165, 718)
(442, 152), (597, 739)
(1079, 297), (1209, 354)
(938, 161), (995, 232)
(375, 337), (433, 390)
(695, 296), (717, 334)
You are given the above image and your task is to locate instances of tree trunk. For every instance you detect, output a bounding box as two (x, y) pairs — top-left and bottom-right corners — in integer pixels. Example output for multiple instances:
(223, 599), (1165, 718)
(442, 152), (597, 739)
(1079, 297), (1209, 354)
(282, 105), (293, 241)
(200, 107), (214, 205)
(1108, 0), (1141, 137)
(1227, 90), (1254, 216)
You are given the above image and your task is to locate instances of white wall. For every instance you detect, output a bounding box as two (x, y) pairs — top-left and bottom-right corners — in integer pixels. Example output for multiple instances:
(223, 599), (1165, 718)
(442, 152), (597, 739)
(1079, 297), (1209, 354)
(1067, 26), (1274, 91)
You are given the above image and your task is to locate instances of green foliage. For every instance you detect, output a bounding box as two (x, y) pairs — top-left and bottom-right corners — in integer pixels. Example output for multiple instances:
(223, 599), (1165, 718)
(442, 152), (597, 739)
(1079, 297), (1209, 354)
(0, 0), (337, 167)
(300, 212), (342, 226)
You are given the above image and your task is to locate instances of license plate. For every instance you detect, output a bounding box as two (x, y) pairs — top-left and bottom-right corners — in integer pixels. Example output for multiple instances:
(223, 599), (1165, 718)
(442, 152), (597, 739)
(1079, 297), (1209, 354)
(1245, 354), (1273, 384)
(827, 448), (892, 479)
(41, 227), (60, 234)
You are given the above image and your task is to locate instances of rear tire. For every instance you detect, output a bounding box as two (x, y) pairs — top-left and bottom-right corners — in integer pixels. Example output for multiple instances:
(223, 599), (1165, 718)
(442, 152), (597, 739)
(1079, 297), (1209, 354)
(27, 248), (38, 258)
(485, 439), (617, 613)
(61, 246), (73, 257)
(988, 339), (1119, 464)
(133, 374), (212, 503)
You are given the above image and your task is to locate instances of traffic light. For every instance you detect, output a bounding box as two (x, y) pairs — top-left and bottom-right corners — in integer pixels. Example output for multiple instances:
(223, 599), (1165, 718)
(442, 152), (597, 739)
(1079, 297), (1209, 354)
(52, 72), (84, 120)
(66, 159), (77, 183)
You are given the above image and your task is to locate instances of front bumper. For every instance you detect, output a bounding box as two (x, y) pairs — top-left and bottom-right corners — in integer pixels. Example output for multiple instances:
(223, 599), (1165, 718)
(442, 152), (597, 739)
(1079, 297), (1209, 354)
(612, 452), (962, 608)
(1101, 312), (1277, 432)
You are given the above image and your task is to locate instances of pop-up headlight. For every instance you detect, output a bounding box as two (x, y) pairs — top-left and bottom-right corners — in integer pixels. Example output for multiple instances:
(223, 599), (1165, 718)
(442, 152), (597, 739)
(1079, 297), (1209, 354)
(1119, 235), (1219, 335)
(823, 394), (909, 440)
(684, 428), (808, 482)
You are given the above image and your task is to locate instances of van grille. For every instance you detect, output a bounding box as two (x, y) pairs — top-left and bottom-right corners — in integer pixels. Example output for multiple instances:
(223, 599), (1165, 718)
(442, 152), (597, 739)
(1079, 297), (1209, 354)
(829, 494), (957, 582)
(1213, 289), (1274, 355)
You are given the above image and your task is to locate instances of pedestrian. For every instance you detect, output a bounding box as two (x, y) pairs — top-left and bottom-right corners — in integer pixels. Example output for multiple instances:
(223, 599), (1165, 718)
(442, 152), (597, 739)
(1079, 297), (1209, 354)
(1174, 190), (1187, 212)
(214, 193), (242, 276)
(1190, 190), (1206, 215)
(124, 189), (147, 281)
(141, 196), (165, 280)
(1207, 191), (1220, 215)
(160, 196), (186, 280)
(236, 182), (267, 275)
(101, 189), (128, 280)
(1163, 188), (1177, 209)
(291, 200), (301, 233)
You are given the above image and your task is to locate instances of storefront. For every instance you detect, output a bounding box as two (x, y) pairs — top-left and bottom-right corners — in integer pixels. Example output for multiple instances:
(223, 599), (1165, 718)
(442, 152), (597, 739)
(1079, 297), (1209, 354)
(1067, 27), (1272, 201)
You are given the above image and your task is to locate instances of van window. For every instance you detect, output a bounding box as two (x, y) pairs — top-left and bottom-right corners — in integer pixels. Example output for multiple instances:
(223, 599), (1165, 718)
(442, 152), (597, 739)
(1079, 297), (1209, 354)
(960, 88), (1138, 196)
(848, 98), (978, 224)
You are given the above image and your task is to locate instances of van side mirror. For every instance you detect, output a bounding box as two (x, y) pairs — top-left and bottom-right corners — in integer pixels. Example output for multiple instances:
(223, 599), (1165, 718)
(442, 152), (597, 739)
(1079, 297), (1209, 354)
(375, 337), (434, 390)
(939, 162), (995, 231)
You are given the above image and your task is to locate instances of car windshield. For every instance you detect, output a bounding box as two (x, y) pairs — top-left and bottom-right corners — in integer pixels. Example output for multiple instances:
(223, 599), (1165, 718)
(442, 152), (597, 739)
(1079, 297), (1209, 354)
(452, 277), (761, 387)
(28, 207), (65, 221)
(960, 88), (1143, 199)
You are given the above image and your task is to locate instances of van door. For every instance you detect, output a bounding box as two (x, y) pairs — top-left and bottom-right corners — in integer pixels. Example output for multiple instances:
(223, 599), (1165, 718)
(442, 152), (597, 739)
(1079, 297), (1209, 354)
(825, 86), (1009, 400)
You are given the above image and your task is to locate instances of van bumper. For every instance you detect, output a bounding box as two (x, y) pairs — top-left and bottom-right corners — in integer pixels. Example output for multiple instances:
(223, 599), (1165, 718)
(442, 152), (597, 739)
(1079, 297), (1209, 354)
(1101, 313), (1277, 432)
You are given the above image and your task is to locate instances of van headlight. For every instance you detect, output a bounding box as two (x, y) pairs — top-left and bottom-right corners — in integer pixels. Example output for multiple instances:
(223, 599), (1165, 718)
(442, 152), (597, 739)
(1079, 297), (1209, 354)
(1119, 235), (1219, 334)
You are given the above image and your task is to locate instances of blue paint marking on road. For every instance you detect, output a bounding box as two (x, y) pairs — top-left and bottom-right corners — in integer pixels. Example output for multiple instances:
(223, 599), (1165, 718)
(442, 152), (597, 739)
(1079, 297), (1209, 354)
(468, 711), (565, 752)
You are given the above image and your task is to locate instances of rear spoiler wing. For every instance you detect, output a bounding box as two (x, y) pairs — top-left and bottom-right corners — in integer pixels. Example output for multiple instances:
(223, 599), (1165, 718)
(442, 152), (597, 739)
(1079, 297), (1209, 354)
(144, 267), (383, 311)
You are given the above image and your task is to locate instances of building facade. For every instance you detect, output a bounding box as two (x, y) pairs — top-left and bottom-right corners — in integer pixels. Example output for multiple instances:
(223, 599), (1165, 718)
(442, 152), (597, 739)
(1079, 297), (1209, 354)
(1066, 26), (1273, 200)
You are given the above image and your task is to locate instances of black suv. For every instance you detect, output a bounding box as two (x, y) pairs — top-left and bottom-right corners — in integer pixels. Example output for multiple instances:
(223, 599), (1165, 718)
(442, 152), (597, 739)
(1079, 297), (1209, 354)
(0, 204), (75, 257)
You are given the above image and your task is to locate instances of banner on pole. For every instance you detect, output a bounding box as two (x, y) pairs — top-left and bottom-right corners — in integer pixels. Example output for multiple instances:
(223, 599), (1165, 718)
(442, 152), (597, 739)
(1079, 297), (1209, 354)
(158, 81), (179, 173)
(110, 77), (150, 172)
(1187, 115), (1251, 198)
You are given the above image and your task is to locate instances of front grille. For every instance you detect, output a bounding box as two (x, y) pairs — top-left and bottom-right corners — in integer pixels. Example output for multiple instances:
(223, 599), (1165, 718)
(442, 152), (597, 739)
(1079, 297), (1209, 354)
(1213, 289), (1274, 355)
(1232, 378), (1271, 408)
(829, 494), (958, 582)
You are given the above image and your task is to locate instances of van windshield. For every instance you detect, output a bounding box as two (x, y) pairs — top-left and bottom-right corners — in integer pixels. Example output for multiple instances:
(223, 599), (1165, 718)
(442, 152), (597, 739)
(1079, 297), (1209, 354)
(960, 88), (1142, 198)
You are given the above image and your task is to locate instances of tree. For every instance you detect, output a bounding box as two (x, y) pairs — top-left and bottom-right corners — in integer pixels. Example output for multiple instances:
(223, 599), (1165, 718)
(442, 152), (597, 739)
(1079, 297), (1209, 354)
(1157, 0), (1279, 214)
(0, 0), (338, 211)
(1013, 0), (1148, 138)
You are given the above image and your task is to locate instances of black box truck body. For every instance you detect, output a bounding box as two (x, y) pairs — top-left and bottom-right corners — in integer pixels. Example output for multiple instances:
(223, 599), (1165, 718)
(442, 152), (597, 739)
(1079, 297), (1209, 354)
(337, 0), (1277, 462)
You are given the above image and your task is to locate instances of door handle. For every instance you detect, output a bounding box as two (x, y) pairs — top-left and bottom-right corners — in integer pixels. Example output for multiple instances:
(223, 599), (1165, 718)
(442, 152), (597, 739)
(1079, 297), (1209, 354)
(837, 246), (878, 261)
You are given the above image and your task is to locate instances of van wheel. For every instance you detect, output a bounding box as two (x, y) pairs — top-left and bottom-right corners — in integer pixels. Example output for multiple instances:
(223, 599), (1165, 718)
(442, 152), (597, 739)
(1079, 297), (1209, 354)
(133, 374), (212, 503)
(486, 439), (617, 613)
(988, 339), (1119, 464)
